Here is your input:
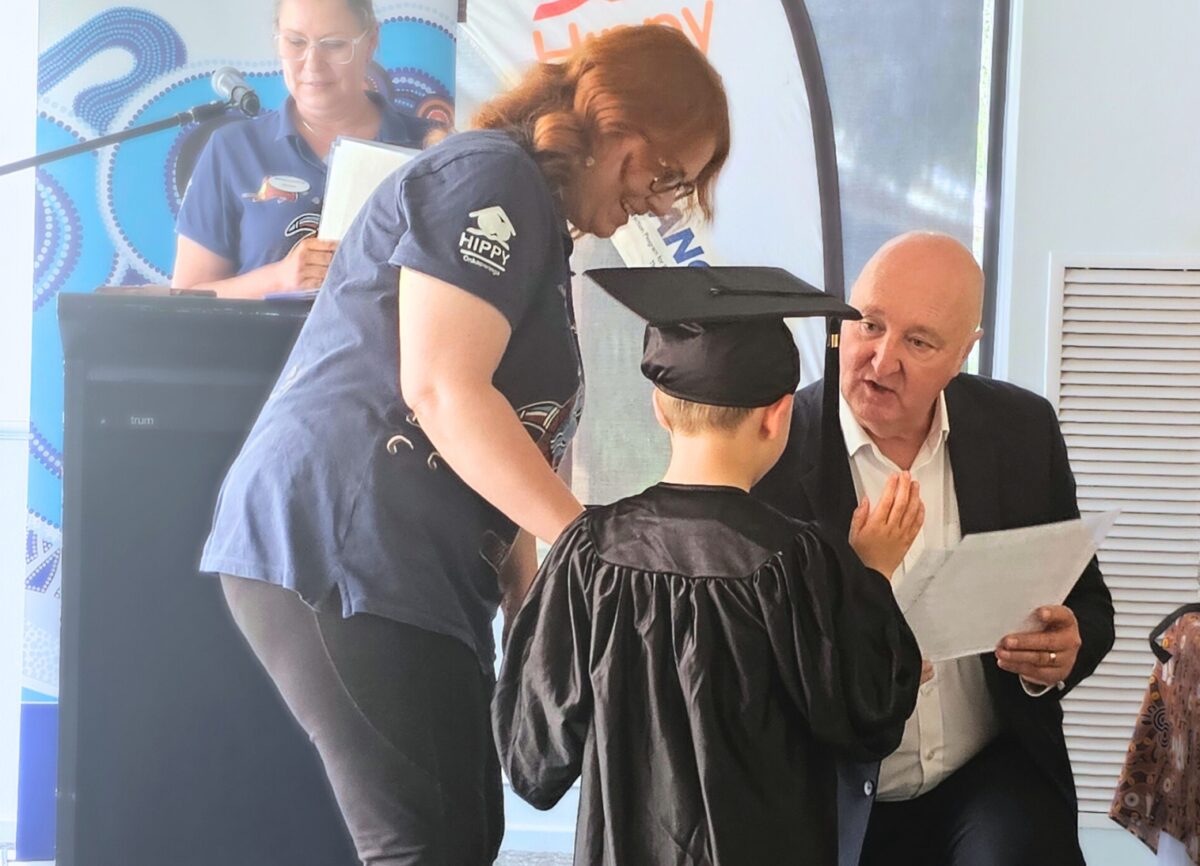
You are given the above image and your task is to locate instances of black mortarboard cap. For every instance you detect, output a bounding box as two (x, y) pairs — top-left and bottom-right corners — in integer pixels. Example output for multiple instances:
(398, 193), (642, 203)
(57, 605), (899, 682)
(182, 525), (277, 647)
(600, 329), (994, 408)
(585, 266), (860, 409)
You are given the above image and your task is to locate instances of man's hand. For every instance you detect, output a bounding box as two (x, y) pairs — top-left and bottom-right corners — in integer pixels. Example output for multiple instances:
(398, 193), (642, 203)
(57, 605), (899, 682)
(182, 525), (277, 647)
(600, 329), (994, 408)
(848, 472), (924, 580)
(995, 605), (1081, 687)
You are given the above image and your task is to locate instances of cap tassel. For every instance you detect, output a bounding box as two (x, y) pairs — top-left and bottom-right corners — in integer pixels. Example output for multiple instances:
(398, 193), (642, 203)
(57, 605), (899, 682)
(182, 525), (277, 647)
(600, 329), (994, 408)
(821, 318), (843, 502)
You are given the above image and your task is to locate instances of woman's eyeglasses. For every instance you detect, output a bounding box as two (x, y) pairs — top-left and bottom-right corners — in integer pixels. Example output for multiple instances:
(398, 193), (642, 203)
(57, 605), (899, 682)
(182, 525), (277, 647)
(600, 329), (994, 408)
(275, 30), (370, 65)
(649, 160), (698, 200)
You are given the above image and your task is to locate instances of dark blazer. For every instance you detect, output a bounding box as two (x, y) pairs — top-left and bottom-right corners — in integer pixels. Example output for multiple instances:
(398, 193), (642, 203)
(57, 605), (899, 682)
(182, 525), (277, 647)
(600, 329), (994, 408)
(754, 373), (1115, 865)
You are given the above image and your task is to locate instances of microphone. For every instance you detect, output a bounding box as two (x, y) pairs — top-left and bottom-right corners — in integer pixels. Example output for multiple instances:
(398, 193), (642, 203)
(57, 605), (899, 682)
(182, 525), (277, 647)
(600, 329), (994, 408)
(211, 67), (261, 117)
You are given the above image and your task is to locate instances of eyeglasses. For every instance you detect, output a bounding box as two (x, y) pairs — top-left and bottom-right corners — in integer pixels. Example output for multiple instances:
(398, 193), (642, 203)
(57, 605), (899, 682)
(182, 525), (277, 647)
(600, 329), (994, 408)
(275, 30), (370, 65)
(649, 160), (698, 201)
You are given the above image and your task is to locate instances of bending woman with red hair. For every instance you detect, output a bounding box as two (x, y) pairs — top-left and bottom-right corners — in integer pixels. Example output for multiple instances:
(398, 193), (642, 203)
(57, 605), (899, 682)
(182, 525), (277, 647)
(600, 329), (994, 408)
(199, 24), (730, 865)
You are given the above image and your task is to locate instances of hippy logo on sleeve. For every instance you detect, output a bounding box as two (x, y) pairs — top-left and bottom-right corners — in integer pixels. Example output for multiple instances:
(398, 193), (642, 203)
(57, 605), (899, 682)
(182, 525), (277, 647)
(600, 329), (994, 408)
(459, 205), (516, 276)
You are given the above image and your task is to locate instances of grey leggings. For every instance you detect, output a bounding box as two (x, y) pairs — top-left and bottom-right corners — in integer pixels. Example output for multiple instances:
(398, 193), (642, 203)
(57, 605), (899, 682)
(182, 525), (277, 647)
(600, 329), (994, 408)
(220, 575), (503, 865)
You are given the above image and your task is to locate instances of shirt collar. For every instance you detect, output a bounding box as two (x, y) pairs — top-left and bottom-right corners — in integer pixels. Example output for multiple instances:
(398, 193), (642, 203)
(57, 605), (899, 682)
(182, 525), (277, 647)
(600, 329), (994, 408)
(839, 390), (951, 466)
(839, 392), (875, 459)
(271, 97), (298, 142)
(927, 391), (951, 453)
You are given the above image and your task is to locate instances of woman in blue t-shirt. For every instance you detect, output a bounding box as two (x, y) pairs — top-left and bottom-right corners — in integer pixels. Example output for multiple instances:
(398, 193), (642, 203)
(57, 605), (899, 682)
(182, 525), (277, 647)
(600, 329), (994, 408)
(171, 0), (431, 298)
(202, 23), (731, 864)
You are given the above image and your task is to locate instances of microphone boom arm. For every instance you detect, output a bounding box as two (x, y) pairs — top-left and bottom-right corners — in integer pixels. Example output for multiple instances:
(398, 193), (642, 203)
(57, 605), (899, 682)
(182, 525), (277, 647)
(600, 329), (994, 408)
(0, 99), (231, 178)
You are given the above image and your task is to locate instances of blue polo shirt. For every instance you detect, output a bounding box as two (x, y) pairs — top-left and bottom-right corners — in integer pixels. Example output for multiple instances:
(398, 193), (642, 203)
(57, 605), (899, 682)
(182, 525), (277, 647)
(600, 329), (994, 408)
(200, 130), (584, 669)
(176, 93), (430, 273)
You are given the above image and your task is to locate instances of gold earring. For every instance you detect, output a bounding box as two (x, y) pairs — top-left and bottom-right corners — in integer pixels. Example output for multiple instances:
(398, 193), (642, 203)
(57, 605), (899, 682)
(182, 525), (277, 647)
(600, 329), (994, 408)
(584, 155), (596, 168)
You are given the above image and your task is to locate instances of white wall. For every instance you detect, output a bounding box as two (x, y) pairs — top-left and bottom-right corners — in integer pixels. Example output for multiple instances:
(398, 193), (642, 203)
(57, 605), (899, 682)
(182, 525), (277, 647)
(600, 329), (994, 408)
(0, 0), (37, 839)
(0, 0), (38, 838)
(995, 0), (1200, 393)
(998, 3), (1198, 864)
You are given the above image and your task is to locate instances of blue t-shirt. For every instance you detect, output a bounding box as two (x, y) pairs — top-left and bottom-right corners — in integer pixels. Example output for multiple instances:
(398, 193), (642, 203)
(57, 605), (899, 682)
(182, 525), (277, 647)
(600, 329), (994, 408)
(176, 93), (430, 274)
(199, 130), (584, 668)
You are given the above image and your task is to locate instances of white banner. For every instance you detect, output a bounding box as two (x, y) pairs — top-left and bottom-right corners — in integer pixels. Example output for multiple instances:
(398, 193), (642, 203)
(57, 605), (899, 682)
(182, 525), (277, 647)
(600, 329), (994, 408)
(466, 6), (846, 848)
(461, 0), (844, 380)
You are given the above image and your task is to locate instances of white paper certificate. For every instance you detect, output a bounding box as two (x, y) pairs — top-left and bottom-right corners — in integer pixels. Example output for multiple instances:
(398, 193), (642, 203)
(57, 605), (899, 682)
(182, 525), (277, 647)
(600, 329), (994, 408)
(318, 137), (419, 242)
(892, 511), (1119, 661)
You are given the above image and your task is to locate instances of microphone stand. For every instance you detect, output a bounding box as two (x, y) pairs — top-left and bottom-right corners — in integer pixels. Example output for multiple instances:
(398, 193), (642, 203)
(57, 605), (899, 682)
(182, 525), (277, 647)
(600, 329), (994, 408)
(0, 99), (235, 178)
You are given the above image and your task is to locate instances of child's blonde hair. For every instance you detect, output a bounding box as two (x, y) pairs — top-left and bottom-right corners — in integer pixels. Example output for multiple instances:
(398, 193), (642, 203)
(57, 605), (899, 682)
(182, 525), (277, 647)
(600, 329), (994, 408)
(656, 390), (755, 435)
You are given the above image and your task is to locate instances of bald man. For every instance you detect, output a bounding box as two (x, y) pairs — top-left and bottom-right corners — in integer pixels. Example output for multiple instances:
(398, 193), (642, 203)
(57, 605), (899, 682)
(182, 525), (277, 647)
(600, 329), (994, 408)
(756, 232), (1114, 866)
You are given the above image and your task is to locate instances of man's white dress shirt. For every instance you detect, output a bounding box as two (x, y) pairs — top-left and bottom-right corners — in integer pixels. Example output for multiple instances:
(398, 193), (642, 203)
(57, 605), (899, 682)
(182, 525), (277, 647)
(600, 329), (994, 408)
(839, 393), (1002, 800)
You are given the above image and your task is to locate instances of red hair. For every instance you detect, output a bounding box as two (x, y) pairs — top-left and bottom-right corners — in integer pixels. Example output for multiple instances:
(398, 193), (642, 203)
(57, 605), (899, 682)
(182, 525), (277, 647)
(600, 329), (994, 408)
(474, 25), (730, 219)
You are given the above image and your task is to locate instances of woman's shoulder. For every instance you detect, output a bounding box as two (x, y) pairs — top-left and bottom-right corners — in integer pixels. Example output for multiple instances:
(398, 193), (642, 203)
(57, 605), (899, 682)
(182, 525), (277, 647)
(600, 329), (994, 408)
(207, 110), (283, 147)
(404, 130), (542, 185)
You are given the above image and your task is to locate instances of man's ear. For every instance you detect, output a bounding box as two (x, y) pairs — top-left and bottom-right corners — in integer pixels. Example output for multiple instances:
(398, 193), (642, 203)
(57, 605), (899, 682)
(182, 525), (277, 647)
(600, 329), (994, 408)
(959, 328), (983, 369)
(761, 392), (794, 440)
(651, 388), (672, 433)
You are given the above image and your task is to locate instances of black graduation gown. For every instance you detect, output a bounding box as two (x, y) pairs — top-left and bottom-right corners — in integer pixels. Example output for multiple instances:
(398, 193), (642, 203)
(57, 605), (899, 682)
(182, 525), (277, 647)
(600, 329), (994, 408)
(493, 483), (921, 866)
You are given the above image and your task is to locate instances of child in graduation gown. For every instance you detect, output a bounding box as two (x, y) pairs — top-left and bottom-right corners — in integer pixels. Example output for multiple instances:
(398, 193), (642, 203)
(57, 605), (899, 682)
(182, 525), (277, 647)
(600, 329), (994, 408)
(493, 267), (924, 866)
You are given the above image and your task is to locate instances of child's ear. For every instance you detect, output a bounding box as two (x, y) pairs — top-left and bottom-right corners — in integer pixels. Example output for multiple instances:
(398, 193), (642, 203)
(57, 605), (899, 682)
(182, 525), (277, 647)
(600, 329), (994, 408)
(761, 392), (794, 440)
(651, 388), (672, 433)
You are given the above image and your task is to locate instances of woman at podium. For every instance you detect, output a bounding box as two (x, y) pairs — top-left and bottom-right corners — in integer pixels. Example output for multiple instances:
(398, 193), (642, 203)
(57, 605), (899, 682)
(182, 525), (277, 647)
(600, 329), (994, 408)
(199, 22), (732, 864)
(170, 0), (431, 299)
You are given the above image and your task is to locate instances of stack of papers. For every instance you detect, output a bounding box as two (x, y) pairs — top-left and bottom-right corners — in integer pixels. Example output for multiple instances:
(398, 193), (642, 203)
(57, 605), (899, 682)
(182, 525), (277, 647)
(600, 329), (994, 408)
(317, 136), (419, 241)
(893, 511), (1118, 661)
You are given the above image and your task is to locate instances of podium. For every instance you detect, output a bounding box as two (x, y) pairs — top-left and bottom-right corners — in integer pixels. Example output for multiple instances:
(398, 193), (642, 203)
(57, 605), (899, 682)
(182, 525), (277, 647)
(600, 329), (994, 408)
(57, 294), (357, 865)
